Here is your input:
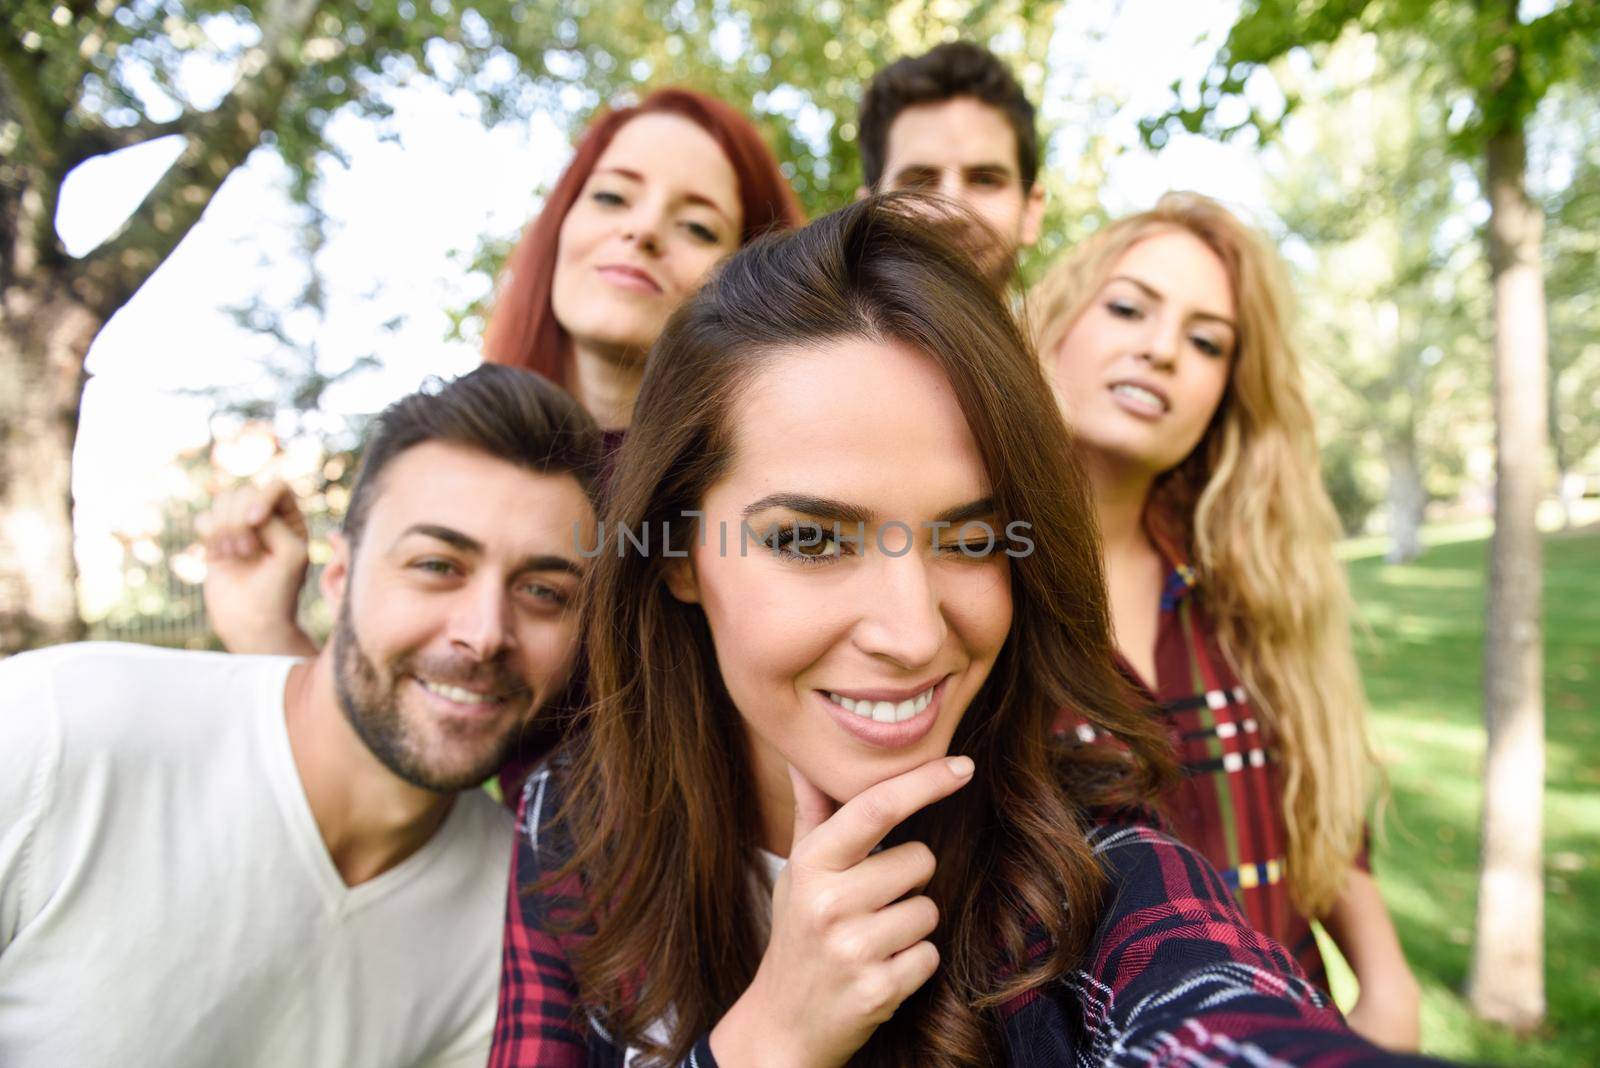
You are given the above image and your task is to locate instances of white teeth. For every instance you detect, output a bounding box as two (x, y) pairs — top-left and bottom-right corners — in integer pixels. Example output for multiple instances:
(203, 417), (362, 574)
(827, 683), (939, 723)
(1112, 383), (1165, 411)
(419, 679), (494, 705)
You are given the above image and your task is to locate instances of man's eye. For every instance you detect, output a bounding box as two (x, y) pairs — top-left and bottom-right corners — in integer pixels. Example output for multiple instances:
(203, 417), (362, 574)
(519, 581), (568, 607)
(413, 559), (457, 577)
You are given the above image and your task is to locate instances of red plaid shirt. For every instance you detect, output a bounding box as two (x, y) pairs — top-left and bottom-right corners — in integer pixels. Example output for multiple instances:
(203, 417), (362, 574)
(489, 764), (1433, 1067)
(1060, 544), (1370, 990)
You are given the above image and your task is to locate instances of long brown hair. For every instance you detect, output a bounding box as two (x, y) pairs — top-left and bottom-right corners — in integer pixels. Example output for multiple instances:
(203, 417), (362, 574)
(482, 87), (806, 383)
(547, 197), (1172, 1066)
(1030, 192), (1376, 915)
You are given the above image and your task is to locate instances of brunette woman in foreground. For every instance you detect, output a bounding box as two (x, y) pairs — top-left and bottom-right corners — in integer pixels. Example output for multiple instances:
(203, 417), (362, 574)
(199, 88), (804, 656)
(1031, 193), (1420, 1049)
(490, 199), (1442, 1067)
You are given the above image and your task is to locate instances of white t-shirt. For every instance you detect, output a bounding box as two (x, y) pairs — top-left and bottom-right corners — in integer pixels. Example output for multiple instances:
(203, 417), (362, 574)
(0, 643), (511, 1067)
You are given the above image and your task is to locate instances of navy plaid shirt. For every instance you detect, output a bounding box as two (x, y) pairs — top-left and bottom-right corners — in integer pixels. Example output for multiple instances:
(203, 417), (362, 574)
(491, 764), (1442, 1067)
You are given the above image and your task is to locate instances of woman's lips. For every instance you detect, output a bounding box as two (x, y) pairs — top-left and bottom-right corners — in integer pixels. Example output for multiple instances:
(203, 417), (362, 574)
(1106, 379), (1170, 420)
(817, 676), (949, 750)
(595, 264), (663, 294)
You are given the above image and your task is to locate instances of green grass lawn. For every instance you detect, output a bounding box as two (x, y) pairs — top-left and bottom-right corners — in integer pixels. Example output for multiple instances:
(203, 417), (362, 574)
(1324, 527), (1600, 1065)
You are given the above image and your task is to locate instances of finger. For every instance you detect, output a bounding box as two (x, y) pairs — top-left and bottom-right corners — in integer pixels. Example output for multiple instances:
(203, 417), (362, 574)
(257, 514), (309, 562)
(207, 491), (250, 552)
(789, 763), (838, 849)
(840, 895), (939, 964)
(272, 489), (309, 539)
(883, 939), (940, 1005)
(252, 480), (298, 528)
(804, 756), (973, 871)
(833, 840), (937, 912)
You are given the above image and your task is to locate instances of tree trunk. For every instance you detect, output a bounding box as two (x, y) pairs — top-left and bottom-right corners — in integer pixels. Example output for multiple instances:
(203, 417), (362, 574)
(1467, 121), (1548, 1033)
(0, 270), (100, 654)
(1384, 431), (1425, 564)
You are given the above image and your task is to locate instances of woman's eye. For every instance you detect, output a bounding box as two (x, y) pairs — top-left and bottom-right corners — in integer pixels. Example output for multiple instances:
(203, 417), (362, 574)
(683, 220), (720, 244)
(592, 190), (625, 207)
(766, 525), (845, 564)
(1107, 300), (1142, 320)
(1192, 335), (1226, 357)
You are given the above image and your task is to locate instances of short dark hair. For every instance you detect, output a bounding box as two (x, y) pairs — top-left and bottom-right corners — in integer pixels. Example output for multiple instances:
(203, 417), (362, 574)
(857, 41), (1039, 191)
(343, 364), (604, 545)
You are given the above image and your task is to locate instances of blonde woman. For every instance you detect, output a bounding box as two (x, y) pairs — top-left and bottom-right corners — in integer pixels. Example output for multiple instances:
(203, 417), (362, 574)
(1031, 192), (1421, 1050)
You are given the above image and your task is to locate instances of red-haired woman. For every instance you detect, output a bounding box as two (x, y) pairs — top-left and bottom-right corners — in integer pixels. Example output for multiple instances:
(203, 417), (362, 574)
(199, 88), (804, 657)
(485, 88), (804, 429)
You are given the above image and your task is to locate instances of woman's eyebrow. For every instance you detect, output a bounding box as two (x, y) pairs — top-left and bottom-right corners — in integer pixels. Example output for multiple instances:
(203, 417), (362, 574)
(935, 496), (998, 526)
(1109, 274), (1236, 329)
(742, 493), (873, 525)
(740, 493), (997, 527)
(593, 167), (731, 222)
(681, 191), (731, 221)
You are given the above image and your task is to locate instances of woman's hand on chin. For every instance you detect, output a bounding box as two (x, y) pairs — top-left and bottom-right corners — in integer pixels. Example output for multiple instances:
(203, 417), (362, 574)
(709, 756), (975, 1068)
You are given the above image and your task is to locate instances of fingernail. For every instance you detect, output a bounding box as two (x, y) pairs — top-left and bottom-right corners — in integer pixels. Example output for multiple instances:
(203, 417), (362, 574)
(947, 756), (974, 779)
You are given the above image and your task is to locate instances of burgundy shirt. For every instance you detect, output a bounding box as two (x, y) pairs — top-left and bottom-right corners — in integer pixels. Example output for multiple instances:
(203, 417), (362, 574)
(1061, 546), (1370, 990)
(488, 762), (1433, 1067)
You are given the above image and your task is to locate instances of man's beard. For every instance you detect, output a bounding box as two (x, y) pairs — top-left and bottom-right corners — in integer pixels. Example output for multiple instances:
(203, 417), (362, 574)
(331, 595), (528, 792)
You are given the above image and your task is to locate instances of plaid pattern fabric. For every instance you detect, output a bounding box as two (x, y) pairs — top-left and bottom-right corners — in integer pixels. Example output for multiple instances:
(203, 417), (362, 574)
(490, 767), (1433, 1067)
(1060, 548), (1370, 990)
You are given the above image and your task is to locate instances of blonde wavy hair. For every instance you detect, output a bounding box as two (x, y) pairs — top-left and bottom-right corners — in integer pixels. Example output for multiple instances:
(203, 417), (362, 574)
(1029, 192), (1375, 915)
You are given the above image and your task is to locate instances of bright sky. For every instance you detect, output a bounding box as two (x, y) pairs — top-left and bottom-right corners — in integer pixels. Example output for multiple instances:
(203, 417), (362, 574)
(59, 0), (1266, 596)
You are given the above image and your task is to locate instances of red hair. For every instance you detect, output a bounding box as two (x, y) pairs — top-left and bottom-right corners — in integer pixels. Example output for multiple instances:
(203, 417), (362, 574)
(483, 88), (806, 382)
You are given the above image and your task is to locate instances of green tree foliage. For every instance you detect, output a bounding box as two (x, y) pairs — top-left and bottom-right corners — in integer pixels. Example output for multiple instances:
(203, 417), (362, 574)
(1266, 31), (1490, 551)
(0, 0), (1066, 653)
(1144, 0), (1599, 1036)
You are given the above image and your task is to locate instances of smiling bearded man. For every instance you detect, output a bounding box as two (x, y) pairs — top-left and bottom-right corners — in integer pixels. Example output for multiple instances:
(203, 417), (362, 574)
(0, 364), (602, 1067)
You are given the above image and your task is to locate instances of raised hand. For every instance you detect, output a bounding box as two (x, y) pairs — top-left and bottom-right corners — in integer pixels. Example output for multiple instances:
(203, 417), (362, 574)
(197, 479), (317, 655)
(710, 755), (975, 1068)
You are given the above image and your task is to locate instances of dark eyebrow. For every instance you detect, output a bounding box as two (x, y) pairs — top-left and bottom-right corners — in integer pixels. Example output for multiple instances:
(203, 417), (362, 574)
(396, 526), (583, 578)
(396, 524), (481, 554)
(741, 494), (997, 527)
(512, 554), (584, 579)
(1109, 274), (1237, 330)
(889, 164), (941, 183)
(743, 493), (873, 526)
(935, 496), (998, 526)
(593, 167), (731, 222)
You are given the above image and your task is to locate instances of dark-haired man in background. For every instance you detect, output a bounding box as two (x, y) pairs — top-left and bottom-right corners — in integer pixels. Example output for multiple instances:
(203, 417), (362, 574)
(858, 40), (1046, 291)
(0, 365), (601, 1066)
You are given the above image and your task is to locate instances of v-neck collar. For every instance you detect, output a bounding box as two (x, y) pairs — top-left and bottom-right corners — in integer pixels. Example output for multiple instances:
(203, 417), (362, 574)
(259, 663), (466, 919)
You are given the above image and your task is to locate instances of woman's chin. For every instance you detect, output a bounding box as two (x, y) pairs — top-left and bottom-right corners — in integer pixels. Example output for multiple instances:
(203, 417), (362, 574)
(567, 314), (667, 361)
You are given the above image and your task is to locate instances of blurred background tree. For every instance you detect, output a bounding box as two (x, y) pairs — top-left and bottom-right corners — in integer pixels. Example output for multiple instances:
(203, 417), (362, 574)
(0, 0), (1083, 656)
(1143, 0), (1600, 1034)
